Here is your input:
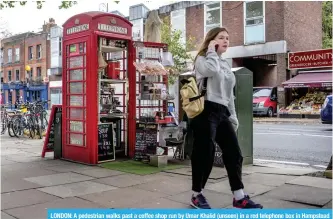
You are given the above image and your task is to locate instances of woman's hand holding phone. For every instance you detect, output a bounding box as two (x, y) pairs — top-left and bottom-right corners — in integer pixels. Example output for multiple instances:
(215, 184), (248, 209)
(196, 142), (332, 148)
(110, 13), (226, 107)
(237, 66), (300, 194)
(208, 40), (218, 51)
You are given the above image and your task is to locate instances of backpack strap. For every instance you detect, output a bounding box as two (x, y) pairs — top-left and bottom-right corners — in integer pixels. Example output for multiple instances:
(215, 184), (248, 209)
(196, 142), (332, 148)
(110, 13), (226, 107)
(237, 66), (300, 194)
(189, 77), (208, 102)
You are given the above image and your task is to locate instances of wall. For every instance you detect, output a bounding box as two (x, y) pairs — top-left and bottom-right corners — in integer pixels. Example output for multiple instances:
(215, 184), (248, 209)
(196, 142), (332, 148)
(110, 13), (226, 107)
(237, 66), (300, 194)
(25, 33), (49, 80)
(222, 1), (244, 47)
(186, 4), (204, 50)
(284, 1), (322, 52)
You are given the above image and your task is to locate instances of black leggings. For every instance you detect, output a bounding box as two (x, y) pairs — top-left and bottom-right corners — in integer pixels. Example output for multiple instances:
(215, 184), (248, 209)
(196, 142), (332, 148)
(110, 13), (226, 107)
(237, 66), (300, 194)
(191, 100), (244, 192)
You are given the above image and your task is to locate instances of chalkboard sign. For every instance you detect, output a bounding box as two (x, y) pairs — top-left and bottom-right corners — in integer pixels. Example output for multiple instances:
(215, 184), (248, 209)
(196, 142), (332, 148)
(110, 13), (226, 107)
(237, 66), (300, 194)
(98, 123), (115, 162)
(42, 105), (62, 158)
(134, 122), (147, 160)
(213, 142), (224, 167)
(145, 123), (158, 155)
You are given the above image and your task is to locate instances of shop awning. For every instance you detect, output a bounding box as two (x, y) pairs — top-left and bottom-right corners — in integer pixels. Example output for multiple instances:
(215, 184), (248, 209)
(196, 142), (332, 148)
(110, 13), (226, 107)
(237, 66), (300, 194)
(282, 71), (332, 88)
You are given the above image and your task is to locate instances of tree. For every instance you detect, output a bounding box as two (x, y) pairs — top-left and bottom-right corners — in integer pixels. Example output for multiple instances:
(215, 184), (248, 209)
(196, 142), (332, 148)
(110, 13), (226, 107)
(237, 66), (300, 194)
(0, 17), (11, 40)
(322, 1), (332, 49)
(0, 1), (122, 10)
(0, 1), (77, 10)
(161, 17), (196, 85)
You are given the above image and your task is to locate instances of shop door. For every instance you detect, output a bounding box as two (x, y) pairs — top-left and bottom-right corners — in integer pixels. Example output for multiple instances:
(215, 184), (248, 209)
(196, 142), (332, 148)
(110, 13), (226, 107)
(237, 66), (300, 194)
(62, 38), (89, 163)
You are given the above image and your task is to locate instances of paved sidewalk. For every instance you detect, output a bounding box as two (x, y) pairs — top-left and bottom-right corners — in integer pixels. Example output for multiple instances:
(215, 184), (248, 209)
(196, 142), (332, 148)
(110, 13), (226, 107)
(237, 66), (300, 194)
(1, 136), (332, 219)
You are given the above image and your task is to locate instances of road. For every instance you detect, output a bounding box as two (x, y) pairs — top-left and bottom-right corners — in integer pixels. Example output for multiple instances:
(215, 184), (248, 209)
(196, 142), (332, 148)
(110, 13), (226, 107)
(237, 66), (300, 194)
(253, 123), (332, 168)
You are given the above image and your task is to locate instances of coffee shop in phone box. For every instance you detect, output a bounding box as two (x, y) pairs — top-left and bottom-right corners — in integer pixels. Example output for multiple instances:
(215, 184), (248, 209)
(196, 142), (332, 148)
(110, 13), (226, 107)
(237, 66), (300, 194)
(42, 11), (183, 165)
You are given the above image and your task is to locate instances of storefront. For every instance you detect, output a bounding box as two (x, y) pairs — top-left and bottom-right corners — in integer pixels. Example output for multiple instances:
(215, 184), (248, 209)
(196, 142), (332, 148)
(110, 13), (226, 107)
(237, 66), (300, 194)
(1, 82), (26, 108)
(26, 84), (49, 108)
(279, 49), (332, 118)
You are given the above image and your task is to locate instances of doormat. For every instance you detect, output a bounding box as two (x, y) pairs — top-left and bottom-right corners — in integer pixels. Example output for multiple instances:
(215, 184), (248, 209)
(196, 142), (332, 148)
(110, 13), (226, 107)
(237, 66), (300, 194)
(99, 160), (186, 175)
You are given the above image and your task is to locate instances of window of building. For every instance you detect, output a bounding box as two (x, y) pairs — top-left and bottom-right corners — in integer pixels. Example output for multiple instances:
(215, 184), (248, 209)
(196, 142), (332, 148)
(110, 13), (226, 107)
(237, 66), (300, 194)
(8, 70), (12, 81)
(37, 44), (42, 59)
(28, 46), (33, 60)
(15, 48), (20, 62)
(171, 9), (186, 45)
(16, 69), (20, 81)
(7, 48), (12, 63)
(30, 68), (33, 79)
(204, 2), (222, 34)
(244, 1), (265, 45)
(37, 67), (42, 78)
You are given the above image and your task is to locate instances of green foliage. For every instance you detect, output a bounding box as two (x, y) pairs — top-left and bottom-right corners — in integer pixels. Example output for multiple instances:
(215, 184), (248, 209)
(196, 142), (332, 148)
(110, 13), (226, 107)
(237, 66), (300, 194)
(0, 1), (78, 10)
(161, 17), (196, 85)
(322, 1), (332, 49)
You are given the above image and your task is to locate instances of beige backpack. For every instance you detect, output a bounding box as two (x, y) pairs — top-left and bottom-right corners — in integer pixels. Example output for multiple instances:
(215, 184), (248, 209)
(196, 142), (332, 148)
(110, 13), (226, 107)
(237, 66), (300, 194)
(180, 77), (208, 118)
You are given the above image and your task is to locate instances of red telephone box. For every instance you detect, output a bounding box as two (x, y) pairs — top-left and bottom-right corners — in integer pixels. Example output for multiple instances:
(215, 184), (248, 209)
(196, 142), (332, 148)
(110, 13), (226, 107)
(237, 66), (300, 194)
(62, 11), (138, 165)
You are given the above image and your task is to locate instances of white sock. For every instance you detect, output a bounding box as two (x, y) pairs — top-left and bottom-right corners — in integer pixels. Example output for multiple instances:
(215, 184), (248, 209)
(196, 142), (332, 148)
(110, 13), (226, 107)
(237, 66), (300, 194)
(193, 191), (201, 196)
(233, 189), (245, 200)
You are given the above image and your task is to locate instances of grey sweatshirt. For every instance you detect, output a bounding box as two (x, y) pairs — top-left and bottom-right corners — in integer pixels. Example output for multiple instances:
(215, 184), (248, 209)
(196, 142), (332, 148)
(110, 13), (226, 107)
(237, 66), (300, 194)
(194, 48), (238, 130)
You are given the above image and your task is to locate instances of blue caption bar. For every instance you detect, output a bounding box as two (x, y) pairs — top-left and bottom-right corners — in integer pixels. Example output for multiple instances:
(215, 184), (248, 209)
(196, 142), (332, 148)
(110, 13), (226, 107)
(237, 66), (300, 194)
(48, 209), (332, 219)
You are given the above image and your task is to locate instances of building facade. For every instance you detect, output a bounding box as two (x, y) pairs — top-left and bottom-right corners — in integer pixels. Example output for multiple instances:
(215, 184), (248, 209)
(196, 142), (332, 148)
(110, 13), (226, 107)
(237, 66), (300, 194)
(157, 1), (322, 107)
(1, 19), (56, 108)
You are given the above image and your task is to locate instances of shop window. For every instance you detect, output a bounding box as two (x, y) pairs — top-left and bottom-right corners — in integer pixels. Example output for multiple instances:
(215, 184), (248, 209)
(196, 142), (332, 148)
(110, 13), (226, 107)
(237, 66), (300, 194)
(16, 69), (20, 81)
(37, 44), (42, 59)
(171, 9), (186, 45)
(244, 1), (265, 45)
(204, 2), (222, 34)
(7, 48), (12, 63)
(28, 46), (33, 60)
(15, 48), (20, 62)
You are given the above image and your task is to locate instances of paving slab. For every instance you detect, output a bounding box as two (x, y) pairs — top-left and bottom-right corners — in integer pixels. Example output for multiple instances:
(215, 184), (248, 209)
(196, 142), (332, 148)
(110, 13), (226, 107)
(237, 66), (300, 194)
(1, 159), (19, 166)
(323, 201), (332, 209)
(1, 211), (16, 219)
(4, 154), (52, 163)
(92, 174), (149, 188)
(249, 194), (320, 209)
(265, 184), (332, 207)
(133, 177), (191, 195)
(24, 172), (94, 187)
(3, 166), (58, 179)
(79, 187), (167, 208)
(3, 197), (104, 219)
(286, 176), (332, 189)
(37, 181), (118, 198)
(130, 198), (190, 209)
(72, 167), (125, 178)
(1, 189), (59, 210)
(243, 165), (317, 176)
(166, 189), (233, 208)
(206, 180), (276, 197)
(242, 173), (297, 187)
(1, 178), (42, 193)
(42, 163), (96, 173)
(163, 167), (227, 179)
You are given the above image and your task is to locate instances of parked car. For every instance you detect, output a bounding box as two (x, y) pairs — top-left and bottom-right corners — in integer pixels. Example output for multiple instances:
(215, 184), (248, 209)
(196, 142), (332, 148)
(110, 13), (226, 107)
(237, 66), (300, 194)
(253, 87), (278, 117)
(320, 95), (332, 124)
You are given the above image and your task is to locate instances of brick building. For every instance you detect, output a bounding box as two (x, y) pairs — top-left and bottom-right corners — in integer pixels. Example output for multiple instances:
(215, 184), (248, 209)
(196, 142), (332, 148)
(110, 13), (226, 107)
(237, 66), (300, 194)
(155, 1), (322, 107)
(1, 19), (56, 107)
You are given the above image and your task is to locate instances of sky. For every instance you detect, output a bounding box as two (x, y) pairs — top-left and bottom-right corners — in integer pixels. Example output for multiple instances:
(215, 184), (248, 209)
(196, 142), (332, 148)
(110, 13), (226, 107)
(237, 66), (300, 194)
(1, 0), (175, 35)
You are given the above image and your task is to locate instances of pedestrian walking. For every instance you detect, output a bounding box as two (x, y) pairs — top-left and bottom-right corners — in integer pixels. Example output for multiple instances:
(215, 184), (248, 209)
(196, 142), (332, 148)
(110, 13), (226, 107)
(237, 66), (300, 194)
(190, 27), (263, 209)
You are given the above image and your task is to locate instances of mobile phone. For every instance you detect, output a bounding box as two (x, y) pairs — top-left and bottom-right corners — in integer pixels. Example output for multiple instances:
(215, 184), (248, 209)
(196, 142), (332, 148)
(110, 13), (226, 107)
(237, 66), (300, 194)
(215, 45), (219, 51)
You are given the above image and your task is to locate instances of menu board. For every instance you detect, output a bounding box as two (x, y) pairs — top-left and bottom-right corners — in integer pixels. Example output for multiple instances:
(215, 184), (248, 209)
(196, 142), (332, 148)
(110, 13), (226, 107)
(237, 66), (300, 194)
(98, 123), (115, 161)
(134, 122), (146, 160)
(134, 122), (158, 160)
(145, 123), (158, 155)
